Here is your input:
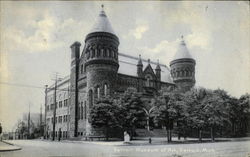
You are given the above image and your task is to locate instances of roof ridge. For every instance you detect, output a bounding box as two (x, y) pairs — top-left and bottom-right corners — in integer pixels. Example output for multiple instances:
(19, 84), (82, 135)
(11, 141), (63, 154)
(118, 53), (167, 67)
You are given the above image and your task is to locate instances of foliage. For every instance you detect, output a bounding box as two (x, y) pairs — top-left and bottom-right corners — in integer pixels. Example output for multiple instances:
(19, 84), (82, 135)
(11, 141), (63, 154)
(116, 88), (146, 137)
(89, 86), (250, 141)
(89, 97), (123, 139)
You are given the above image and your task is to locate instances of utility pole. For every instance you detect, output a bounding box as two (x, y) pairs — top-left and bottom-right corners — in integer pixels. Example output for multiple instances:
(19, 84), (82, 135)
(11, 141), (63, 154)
(28, 104), (30, 139)
(40, 105), (42, 137)
(66, 82), (70, 139)
(44, 85), (48, 139)
(52, 72), (62, 141)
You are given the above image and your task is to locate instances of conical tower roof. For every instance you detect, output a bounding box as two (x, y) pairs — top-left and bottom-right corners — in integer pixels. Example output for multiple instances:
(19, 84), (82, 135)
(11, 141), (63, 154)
(155, 59), (161, 70)
(89, 5), (116, 35)
(173, 36), (193, 60)
(137, 55), (143, 66)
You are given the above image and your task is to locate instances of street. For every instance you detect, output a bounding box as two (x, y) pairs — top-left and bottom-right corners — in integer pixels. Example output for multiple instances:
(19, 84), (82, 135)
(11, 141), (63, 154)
(0, 139), (250, 157)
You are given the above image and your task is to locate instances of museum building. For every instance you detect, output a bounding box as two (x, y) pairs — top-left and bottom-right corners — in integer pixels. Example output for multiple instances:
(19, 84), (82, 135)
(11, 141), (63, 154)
(44, 7), (196, 139)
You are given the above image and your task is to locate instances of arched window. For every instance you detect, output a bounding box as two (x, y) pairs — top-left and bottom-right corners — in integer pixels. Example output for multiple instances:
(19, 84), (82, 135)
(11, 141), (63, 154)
(97, 87), (100, 99)
(84, 101), (87, 120)
(146, 77), (150, 87)
(87, 51), (90, 59)
(107, 49), (111, 57)
(91, 49), (95, 58)
(101, 49), (104, 57)
(104, 84), (108, 96)
(104, 50), (107, 57)
(97, 49), (100, 57)
(111, 51), (114, 58)
(145, 75), (152, 87)
(89, 90), (93, 108)
(80, 64), (83, 74)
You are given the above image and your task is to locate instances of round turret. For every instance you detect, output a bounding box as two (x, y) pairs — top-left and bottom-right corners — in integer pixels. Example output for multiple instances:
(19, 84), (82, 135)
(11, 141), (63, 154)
(84, 6), (119, 104)
(170, 36), (196, 92)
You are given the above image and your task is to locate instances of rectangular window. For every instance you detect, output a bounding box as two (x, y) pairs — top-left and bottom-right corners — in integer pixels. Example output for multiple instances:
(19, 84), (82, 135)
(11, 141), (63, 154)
(59, 116), (62, 123)
(81, 102), (83, 120)
(65, 99), (68, 107)
(64, 99), (68, 107)
(78, 103), (80, 120)
(59, 101), (61, 108)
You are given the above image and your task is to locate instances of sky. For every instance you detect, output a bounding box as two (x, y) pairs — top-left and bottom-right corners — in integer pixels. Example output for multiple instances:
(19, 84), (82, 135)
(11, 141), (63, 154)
(0, 1), (249, 131)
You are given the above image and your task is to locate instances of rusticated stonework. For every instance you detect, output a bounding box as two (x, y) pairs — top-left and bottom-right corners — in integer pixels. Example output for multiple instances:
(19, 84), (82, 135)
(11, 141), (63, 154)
(45, 9), (196, 140)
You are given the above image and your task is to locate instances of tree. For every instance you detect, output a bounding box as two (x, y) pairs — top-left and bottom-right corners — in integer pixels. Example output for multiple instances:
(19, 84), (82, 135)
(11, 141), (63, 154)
(89, 97), (122, 140)
(117, 88), (145, 139)
(16, 120), (28, 139)
(155, 87), (185, 142)
(202, 90), (230, 141)
(236, 93), (250, 136)
(183, 88), (208, 142)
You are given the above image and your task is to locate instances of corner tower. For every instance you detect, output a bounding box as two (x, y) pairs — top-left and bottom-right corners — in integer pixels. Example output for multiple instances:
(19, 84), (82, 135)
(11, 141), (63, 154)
(84, 6), (119, 105)
(170, 36), (196, 92)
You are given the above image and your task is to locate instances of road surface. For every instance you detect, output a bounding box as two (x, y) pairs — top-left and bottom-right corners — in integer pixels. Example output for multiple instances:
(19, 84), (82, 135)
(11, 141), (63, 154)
(0, 139), (249, 157)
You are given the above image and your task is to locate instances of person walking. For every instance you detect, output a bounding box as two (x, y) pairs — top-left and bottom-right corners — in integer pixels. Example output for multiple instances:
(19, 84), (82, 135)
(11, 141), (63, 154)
(0, 123), (2, 141)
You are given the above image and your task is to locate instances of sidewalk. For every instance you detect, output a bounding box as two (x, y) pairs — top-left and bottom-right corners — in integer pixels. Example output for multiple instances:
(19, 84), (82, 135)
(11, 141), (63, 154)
(34, 136), (250, 147)
(0, 140), (21, 152)
(67, 136), (250, 146)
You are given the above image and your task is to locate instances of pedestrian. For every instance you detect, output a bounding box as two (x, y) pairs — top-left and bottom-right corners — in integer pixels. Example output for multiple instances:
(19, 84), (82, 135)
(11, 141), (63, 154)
(0, 123), (2, 141)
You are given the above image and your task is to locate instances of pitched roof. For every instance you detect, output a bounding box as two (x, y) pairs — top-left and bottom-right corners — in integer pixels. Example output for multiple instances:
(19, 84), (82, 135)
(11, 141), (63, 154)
(118, 53), (173, 83)
(143, 63), (156, 77)
(89, 8), (116, 35)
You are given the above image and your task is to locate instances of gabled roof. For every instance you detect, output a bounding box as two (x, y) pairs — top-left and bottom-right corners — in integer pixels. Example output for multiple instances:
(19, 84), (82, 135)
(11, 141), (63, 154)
(89, 6), (116, 35)
(118, 53), (173, 83)
(173, 37), (193, 60)
(143, 61), (156, 77)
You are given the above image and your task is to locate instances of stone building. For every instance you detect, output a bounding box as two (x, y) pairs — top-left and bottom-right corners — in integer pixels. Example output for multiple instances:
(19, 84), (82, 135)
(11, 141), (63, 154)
(45, 7), (196, 139)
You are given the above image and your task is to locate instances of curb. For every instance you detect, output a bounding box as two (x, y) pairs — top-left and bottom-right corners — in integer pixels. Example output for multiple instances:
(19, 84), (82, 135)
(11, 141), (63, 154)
(2, 140), (15, 146)
(0, 141), (22, 152)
